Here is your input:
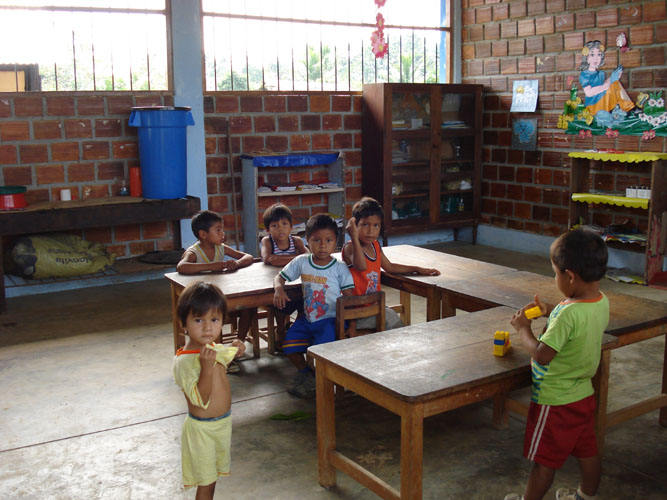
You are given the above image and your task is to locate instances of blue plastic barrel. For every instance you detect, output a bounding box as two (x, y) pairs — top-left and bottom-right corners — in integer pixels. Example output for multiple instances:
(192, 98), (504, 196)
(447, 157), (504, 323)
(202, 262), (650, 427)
(128, 106), (194, 199)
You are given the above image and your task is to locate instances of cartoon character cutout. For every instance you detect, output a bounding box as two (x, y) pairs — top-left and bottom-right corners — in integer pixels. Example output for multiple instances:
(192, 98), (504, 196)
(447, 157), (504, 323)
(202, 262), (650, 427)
(303, 282), (329, 320)
(365, 270), (379, 294)
(579, 40), (634, 121)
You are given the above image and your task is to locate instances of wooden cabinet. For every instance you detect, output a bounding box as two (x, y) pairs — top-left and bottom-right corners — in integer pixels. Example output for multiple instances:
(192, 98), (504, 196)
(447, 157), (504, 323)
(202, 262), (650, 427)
(568, 151), (667, 286)
(241, 153), (345, 257)
(362, 83), (483, 244)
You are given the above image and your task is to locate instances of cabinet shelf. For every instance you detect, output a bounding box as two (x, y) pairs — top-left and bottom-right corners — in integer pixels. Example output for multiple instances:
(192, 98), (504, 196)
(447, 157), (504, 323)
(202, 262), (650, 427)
(257, 187), (344, 197)
(362, 83), (483, 244)
(567, 151), (666, 286)
(571, 193), (649, 209)
(241, 153), (345, 257)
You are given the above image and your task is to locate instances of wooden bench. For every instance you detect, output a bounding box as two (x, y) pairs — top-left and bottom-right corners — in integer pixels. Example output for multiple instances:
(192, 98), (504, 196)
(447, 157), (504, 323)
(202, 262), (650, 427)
(0, 196), (200, 312)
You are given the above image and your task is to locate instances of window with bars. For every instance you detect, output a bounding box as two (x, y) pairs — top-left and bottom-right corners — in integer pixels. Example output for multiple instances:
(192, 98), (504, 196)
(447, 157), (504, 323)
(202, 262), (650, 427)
(202, 0), (450, 92)
(0, 0), (169, 92)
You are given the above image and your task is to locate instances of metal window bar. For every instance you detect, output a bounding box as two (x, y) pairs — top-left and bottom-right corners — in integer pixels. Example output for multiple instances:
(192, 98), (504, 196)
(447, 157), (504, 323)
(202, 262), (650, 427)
(201, 11), (447, 92)
(0, 4), (167, 92)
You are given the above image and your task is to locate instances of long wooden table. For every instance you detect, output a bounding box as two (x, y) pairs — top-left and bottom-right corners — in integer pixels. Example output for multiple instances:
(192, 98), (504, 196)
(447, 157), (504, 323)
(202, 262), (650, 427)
(165, 263), (301, 354)
(380, 245), (518, 320)
(379, 249), (667, 441)
(309, 306), (617, 500)
(434, 270), (667, 435)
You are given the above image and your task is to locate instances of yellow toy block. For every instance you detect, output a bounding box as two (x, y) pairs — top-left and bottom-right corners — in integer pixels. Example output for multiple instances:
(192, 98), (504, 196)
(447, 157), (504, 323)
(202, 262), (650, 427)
(493, 330), (511, 356)
(524, 305), (542, 319)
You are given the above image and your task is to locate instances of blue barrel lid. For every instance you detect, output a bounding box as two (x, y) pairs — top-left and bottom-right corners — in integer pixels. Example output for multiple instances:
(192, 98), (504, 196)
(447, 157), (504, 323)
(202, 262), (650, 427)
(241, 152), (339, 167)
(130, 106), (192, 111)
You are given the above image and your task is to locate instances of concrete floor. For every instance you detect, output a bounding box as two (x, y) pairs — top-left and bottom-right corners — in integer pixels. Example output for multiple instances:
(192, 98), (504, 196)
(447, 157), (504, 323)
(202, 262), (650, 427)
(0, 242), (665, 499)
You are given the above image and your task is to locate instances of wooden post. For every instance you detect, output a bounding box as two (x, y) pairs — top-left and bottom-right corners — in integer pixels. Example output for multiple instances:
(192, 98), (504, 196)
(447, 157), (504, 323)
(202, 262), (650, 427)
(400, 403), (424, 500)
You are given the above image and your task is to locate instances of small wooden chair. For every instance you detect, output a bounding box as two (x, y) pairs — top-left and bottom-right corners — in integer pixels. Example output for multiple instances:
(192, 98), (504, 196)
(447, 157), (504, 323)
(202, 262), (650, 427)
(335, 291), (386, 340)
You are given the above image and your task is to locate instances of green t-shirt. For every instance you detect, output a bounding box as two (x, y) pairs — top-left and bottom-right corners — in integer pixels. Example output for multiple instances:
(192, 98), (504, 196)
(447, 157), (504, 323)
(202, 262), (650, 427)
(531, 292), (609, 405)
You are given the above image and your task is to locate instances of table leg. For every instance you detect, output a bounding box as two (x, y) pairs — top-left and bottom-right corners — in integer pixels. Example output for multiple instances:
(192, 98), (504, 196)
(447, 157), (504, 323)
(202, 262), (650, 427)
(441, 292), (456, 318)
(592, 350), (611, 451)
(400, 290), (411, 325)
(426, 288), (441, 322)
(171, 284), (183, 354)
(661, 335), (667, 427)
(317, 362), (337, 488)
(250, 309), (261, 358)
(492, 393), (510, 429)
(400, 404), (424, 500)
(0, 236), (5, 313)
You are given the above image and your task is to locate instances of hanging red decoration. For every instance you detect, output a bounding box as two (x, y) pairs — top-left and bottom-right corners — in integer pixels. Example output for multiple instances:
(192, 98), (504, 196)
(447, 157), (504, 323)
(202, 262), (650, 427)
(371, 1), (388, 58)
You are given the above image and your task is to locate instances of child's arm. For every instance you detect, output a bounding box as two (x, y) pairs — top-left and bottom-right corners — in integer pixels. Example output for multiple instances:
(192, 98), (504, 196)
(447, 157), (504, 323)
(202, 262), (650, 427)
(196, 345), (217, 406)
(510, 306), (557, 366)
(261, 237), (308, 267)
(223, 245), (254, 271)
(273, 274), (290, 309)
(379, 251), (440, 276)
(343, 218), (367, 270)
(176, 250), (227, 274)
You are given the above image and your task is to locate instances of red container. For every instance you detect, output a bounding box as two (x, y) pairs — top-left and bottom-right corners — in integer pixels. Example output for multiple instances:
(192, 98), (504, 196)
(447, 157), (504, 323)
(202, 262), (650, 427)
(0, 185), (27, 210)
(130, 167), (142, 197)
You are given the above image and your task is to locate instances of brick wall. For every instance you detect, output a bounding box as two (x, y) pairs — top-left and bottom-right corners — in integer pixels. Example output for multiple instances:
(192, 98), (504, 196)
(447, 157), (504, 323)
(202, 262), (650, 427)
(462, 0), (667, 237)
(202, 92), (363, 243)
(0, 92), (177, 258)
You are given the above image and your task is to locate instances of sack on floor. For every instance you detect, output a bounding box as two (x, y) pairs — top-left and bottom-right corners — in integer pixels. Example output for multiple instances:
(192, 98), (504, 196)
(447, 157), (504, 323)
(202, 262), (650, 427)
(8, 234), (115, 279)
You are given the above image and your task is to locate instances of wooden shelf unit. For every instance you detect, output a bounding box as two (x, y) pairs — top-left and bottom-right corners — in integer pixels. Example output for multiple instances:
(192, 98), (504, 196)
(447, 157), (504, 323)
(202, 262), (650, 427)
(362, 83), (483, 244)
(568, 152), (667, 286)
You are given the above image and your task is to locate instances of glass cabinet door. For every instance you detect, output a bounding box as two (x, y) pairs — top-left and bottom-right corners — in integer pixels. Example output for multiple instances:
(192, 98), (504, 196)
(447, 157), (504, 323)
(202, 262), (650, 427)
(390, 90), (431, 224)
(439, 92), (475, 217)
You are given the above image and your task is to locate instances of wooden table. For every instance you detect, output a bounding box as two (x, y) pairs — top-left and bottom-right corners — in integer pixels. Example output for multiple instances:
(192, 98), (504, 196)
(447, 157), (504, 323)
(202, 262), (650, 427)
(437, 271), (667, 438)
(309, 306), (617, 500)
(380, 245), (518, 320)
(165, 263), (301, 354)
(0, 196), (200, 312)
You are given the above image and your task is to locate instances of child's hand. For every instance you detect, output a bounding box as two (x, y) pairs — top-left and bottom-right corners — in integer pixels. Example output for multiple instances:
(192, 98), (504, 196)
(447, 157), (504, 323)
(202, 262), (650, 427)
(199, 344), (217, 370)
(231, 339), (246, 358)
(225, 259), (239, 271)
(274, 288), (289, 309)
(510, 308), (531, 332)
(533, 295), (547, 317)
(346, 218), (359, 239)
(417, 267), (440, 276)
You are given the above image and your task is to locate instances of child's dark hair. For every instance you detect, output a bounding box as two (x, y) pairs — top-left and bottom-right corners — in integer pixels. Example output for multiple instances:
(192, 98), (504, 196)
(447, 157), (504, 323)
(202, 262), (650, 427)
(263, 203), (293, 229)
(352, 196), (384, 223)
(191, 210), (222, 238)
(305, 213), (338, 238)
(550, 229), (608, 282)
(176, 281), (228, 328)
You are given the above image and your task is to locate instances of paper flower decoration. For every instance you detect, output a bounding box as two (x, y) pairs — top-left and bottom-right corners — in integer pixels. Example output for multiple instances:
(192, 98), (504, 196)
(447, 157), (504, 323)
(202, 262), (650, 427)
(642, 129), (656, 141)
(578, 129), (592, 139)
(616, 32), (628, 53)
(375, 0), (386, 6)
(376, 13), (385, 29)
(605, 128), (619, 138)
(371, 30), (388, 58)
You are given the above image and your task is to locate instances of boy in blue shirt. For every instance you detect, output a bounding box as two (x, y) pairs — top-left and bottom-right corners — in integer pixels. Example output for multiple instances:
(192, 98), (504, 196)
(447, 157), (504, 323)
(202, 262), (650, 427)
(273, 213), (354, 398)
(505, 229), (609, 500)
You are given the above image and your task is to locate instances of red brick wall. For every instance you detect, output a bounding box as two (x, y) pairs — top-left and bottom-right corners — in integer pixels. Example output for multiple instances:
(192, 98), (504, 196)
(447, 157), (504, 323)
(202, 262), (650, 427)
(462, 0), (667, 237)
(203, 92), (363, 243)
(0, 92), (176, 258)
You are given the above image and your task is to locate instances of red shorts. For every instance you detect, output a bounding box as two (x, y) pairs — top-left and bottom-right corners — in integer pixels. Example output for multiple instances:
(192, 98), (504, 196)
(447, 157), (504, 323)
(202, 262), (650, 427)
(523, 395), (598, 469)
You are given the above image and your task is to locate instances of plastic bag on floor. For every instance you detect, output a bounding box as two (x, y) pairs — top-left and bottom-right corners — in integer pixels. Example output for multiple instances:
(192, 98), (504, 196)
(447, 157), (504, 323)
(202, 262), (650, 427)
(8, 234), (115, 279)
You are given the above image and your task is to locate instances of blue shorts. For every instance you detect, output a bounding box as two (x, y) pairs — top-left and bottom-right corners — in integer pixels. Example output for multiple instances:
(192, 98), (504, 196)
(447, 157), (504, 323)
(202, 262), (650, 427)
(282, 317), (336, 354)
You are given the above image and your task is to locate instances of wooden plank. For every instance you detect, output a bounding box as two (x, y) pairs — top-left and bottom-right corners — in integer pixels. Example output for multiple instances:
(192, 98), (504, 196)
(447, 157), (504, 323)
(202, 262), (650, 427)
(606, 395), (667, 429)
(328, 451), (400, 500)
(0, 196), (201, 235)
